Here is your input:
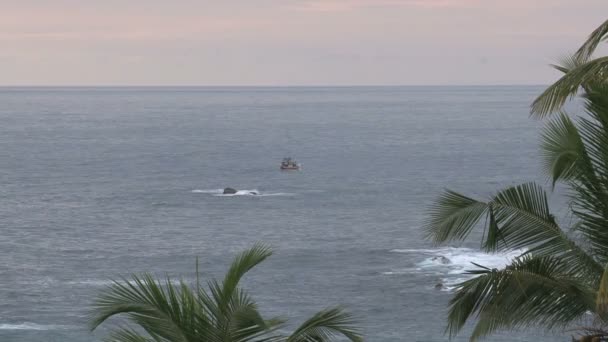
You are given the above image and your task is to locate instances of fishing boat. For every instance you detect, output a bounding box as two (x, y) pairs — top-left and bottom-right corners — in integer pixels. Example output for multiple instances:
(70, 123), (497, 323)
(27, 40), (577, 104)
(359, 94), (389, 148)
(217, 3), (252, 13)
(280, 157), (300, 170)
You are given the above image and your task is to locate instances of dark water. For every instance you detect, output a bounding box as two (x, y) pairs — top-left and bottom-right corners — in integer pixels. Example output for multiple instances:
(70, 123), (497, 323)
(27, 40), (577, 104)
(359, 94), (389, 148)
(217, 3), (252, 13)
(1, 86), (560, 341)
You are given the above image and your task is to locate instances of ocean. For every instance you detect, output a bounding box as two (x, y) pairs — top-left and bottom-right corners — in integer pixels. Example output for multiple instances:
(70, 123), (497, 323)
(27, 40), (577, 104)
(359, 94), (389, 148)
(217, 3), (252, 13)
(0, 86), (560, 341)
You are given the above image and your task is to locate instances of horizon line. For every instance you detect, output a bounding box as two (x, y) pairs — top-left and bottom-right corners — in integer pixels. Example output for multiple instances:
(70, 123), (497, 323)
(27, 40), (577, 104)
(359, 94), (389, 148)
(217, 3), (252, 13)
(0, 84), (548, 88)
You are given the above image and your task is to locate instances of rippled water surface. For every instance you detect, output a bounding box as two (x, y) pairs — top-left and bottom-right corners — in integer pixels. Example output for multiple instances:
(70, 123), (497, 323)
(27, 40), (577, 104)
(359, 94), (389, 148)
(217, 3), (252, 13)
(1, 86), (561, 341)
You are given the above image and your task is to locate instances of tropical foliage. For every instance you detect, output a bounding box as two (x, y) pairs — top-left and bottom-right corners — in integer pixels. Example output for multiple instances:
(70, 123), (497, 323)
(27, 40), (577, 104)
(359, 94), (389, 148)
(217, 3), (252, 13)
(532, 18), (608, 117)
(90, 244), (362, 342)
(425, 19), (608, 342)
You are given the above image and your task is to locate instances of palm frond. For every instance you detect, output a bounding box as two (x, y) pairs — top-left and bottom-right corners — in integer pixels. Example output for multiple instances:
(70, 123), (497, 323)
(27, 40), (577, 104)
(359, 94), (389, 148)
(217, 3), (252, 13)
(531, 56), (608, 118)
(540, 111), (584, 186)
(227, 288), (284, 341)
(489, 183), (558, 250)
(426, 183), (602, 276)
(91, 245), (362, 341)
(90, 274), (191, 342)
(220, 244), (272, 312)
(424, 190), (489, 244)
(574, 18), (608, 62)
(568, 95), (608, 265)
(102, 328), (158, 342)
(447, 255), (594, 340)
(597, 264), (608, 316)
(551, 54), (587, 75)
(287, 307), (362, 342)
(488, 183), (602, 276)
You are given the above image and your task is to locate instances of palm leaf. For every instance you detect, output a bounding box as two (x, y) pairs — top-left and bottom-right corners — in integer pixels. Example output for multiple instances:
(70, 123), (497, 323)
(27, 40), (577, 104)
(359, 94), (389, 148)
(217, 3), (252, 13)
(447, 255), (594, 340)
(486, 183), (601, 276)
(540, 111), (584, 186)
(596, 264), (608, 315)
(531, 56), (608, 118)
(574, 18), (608, 62)
(90, 275), (192, 342)
(220, 243), (272, 312)
(567, 92), (608, 265)
(425, 190), (489, 244)
(91, 245), (361, 342)
(287, 307), (362, 342)
(425, 183), (602, 275)
(102, 328), (158, 342)
(551, 54), (588, 75)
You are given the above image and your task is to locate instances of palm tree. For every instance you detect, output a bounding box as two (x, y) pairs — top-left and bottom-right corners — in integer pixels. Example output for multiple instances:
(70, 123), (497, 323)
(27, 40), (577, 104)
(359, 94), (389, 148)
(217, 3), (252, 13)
(532, 18), (608, 117)
(424, 22), (608, 341)
(90, 244), (362, 342)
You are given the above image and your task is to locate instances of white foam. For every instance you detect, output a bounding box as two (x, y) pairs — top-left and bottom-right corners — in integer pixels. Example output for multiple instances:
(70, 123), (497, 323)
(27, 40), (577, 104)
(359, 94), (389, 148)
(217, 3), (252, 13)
(66, 279), (113, 286)
(0, 323), (71, 330)
(66, 278), (189, 287)
(192, 189), (295, 197)
(191, 189), (223, 194)
(381, 270), (409, 275)
(391, 247), (524, 273)
(254, 192), (295, 197)
(213, 189), (260, 197)
(439, 277), (471, 291)
(387, 247), (525, 291)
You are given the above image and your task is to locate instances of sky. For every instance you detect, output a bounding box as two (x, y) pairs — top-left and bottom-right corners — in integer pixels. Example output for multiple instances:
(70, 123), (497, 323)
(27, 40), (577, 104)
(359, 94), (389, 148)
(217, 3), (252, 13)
(2, 0), (607, 86)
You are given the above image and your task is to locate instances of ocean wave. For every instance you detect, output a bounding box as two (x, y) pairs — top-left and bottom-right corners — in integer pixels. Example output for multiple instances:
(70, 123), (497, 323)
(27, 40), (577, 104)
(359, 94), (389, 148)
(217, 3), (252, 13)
(387, 247), (525, 291)
(417, 247), (524, 274)
(65, 279), (113, 286)
(191, 189), (223, 194)
(192, 189), (295, 197)
(66, 278), (190, 287)
(0, 323), (72, 330)
(390, 247), (524, 272)
(439, 277), (471, 291)
(380, 269), (416, 276)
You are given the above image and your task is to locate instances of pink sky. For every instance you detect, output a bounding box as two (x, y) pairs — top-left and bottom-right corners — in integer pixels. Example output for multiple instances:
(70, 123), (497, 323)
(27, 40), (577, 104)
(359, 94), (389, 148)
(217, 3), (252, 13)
(1, 0), (607, 85)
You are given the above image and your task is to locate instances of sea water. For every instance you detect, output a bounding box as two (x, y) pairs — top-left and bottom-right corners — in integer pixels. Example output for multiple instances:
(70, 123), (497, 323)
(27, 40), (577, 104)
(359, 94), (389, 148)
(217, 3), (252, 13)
(0, 86), (563, 341)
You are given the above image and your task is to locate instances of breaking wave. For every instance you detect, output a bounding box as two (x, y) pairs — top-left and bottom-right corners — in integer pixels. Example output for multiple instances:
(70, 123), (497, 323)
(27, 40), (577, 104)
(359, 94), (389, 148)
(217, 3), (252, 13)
(387, 247), (525, 291)
(191, 189), (294, 197)
(0, 323), (72, 330)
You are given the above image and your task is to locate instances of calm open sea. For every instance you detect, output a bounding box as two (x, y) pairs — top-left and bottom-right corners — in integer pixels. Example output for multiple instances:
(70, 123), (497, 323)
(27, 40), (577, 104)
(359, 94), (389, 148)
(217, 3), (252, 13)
(1, 86), (562, 341)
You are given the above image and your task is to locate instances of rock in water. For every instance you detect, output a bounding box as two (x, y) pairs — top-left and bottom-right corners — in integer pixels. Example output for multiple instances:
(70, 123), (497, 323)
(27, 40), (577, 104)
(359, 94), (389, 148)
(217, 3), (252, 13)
(223, 187), (238, 194)
(435, 282), (445, 290)
(431, 256), (451, 264)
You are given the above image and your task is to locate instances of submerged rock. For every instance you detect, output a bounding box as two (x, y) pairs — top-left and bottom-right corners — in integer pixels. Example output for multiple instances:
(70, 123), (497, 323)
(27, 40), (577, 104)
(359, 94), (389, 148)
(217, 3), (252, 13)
(431, 256), (451, 264)
(434, 282), (445, 290)
(223, 187), (238, 194)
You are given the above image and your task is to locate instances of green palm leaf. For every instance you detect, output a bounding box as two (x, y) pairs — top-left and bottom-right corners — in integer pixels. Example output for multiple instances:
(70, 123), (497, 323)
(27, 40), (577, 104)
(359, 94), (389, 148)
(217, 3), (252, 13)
(574, 18), (608, 62)
(103, 328), (157, 342)
(447, 255), (594, 340)
(90, 275), (193, 342)
(596, 264), (608, 316)
(531, 56), (608, 118)
(551, 54), (588, 75)
(540, 111), (584, 186)
(220, 243), (273, 312)
(425, 190), (489, 244)
(531, 18), (608, 118)
(426, 183), (599, 270)
(428, 19), (608, 341)
(91, 245), (362, 342)
(287, 307), (362, 342)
